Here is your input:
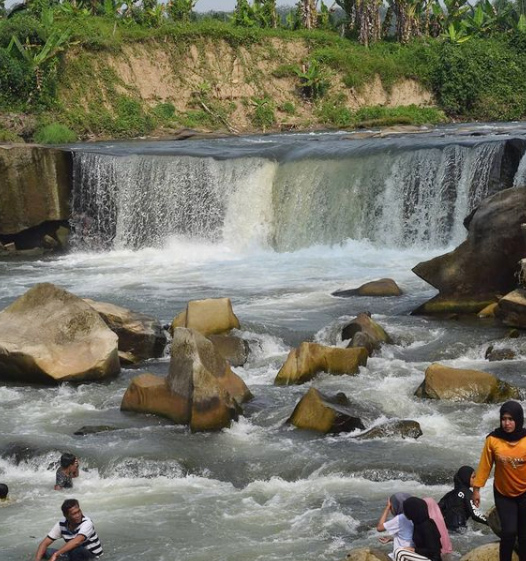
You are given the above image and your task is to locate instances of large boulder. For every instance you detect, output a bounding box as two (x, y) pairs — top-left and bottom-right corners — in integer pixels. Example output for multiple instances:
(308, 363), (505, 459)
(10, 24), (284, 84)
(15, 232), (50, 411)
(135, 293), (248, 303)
(274, 342), (368, 385)
(460, 543), (516, 561)
(207, 333), (249, 367)
(287, 388), (365, 434)
(415, 363), (520, 403)
(354, 419), (423, 440)
(84, 299), (167, 364)
(413, 187), (526, 314)
(122, 328), (252, 431)
(496, 289), (526, 328)
(0, 145), (71, 235)
(342, 312), (392, 353)
(0, 283), (120, 383)
(333, 278), (402, 297)
(342, 548), (391, 561)
(170, 298), (240, 336)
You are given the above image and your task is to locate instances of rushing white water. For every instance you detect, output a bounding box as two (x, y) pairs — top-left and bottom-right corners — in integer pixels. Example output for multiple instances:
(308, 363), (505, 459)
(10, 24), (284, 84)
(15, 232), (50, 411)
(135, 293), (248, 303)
(3, 127), (526, 561)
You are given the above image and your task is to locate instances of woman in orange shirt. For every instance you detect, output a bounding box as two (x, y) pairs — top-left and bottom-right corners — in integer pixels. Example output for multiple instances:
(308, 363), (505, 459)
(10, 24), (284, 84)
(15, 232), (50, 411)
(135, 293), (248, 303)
(473, 401), (526, 561)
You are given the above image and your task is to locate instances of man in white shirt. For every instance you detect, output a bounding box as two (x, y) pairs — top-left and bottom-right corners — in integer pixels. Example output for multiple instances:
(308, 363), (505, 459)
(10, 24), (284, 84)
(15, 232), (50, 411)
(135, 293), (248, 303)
(34, 499), (103, 561)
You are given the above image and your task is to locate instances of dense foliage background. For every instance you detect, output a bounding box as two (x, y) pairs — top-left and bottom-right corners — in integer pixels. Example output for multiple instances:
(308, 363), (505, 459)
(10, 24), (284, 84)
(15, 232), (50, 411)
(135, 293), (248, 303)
(1, 0), (526, 142)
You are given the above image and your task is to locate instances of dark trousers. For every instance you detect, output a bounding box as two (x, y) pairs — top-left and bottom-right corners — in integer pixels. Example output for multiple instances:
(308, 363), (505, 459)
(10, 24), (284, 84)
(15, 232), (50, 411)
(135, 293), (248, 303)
(45, 546), (95, 561)
(494, 487), (526, 561)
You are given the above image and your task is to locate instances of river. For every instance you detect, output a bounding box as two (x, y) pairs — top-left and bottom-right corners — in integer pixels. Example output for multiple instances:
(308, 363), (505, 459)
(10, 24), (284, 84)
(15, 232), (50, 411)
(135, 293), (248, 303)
(2, 124), (526, 561)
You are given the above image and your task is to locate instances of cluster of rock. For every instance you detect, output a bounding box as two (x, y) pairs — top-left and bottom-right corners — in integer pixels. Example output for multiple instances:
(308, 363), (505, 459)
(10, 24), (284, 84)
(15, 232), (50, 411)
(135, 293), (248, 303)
(0, 275), (521, 434)
(342, 544), (508, 561)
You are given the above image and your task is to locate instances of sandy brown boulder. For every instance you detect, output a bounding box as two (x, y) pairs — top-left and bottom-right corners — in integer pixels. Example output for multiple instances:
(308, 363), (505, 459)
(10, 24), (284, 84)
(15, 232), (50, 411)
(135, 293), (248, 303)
(333, 278), (402, 297)
(485, 345), (516, 362)
(478, 302), (498, 318)
(170, 297), (240, 336)
(288, 388), (365, 434)
(275, 342), (368, 385)
(496, 289), (526, 328)
(413, 187), (526, 314)
(342, 547), (391, 561)
(122, 328), (252, 431)
(121, 373), (191, 424)
(354, 419), (422, 440)
(0, 283), (120, 384)
(84, 299), (167, 364)
(342, 312), (392, 353)
(460, 542), (516, 561)
(207, 333), (249, 367)
(415, 363), (520, 403)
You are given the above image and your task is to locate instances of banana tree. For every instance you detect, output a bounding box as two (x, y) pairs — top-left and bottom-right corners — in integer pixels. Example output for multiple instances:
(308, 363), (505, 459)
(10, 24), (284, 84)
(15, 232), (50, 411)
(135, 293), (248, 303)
(301, 0), (318, 29)
(7, 29), (71, 93)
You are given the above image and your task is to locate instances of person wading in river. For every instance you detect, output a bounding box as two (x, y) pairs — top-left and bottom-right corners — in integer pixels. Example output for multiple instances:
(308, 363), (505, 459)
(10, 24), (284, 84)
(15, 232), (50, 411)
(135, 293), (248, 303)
(473, 400), (526, 561)
(34, 499), (103, 561)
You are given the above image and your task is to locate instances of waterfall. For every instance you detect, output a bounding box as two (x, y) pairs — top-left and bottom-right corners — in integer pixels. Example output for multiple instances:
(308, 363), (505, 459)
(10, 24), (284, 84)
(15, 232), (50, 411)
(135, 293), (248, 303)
(70, 138), (510, 252)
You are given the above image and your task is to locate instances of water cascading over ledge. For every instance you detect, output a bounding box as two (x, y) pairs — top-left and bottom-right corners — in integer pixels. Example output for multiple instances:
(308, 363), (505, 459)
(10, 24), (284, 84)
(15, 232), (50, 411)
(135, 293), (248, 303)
(69, 136), (526, 252)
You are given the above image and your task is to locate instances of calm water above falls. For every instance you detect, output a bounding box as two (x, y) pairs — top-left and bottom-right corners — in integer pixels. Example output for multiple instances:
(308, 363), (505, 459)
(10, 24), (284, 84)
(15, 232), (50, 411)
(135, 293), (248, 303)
(3, 125), (526, 561)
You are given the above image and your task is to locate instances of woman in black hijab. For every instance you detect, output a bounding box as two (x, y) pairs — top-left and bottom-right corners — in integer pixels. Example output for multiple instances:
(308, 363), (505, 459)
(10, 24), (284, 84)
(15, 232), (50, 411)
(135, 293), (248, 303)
(473, 400), (526, 561)
(394, 497), (442, 561)
(438, 465), (487, 532)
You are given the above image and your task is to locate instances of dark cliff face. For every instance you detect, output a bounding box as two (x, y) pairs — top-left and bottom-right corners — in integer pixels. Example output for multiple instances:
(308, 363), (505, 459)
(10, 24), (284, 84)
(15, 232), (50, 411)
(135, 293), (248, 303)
(0, 145), (72, 236)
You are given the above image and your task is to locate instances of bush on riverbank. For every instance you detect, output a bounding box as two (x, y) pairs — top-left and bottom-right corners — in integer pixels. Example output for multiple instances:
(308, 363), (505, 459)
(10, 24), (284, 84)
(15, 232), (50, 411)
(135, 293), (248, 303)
(1, 9), (526, 140)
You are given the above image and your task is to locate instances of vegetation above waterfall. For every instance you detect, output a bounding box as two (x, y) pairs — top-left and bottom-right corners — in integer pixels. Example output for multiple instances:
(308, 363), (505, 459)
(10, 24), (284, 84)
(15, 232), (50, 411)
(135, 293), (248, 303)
(2, 0), (526, 142)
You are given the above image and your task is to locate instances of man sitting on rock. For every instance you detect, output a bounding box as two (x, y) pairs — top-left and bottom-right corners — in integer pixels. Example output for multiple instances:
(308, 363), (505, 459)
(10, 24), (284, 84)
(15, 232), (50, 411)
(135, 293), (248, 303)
(34, 498), (103, 561)
(55, 453), (79, 490)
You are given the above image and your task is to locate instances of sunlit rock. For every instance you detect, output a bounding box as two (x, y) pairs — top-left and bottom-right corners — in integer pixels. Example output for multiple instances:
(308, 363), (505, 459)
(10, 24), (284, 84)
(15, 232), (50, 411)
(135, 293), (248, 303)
(495, 288), (526, 328)
(478, 302), (498, 317)
(342, 547), (391, 561)
(0, 283), (120, 384)
(333, 278), (402, 297)
(287, 388), (365, 434)
(170, 297), (240, 336)
(460, 543), (517, 561)
(354, 419), (422, 440)
(342, 312), (392, 354)
(122, 328), (252, 431)
(84, 298), (167, 364)
(413, 187), (526, 314)
(415, 363), (520, 403)
(274, 342), (368, 385)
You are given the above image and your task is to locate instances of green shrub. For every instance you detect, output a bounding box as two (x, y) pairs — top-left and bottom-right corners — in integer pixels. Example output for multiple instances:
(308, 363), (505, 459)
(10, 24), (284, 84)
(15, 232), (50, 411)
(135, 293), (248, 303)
(0, 14), (46, 48)
(280, 101), (296, 115)
(113, 96), (154, 136)
(152, 102), (176, 120)
(0, 48), (33, 107)
(34, 123), (78, 144)
(317, 99), (353, 127)
(0, 128), (24, 142)
(250, 97), (275, 129)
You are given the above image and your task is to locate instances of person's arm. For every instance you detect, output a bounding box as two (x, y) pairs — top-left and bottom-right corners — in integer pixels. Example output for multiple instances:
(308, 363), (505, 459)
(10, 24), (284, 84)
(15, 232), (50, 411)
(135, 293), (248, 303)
(34, 536), (54, 561)
(466, 491), (488, 525)
(48, 535), (86, 561)
(472, 437), (494, 507)
(71, 459), (79, 479)
(376, 497), (392, 532)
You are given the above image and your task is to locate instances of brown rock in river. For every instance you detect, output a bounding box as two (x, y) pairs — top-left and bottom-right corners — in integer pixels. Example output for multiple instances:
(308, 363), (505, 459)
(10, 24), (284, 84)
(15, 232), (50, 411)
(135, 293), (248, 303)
(342, 547), (391, 561)
(333, 278), (402, 297)
(274, 342), (368, 385)
(415, 363), (520, 403)
(342, 312), (392, 352)
(170, 297), (240, 336)
(84, 298), (167, 364)
(413, 187), (526, 314)
(0, 283), (120, 384)
(460, 543), (516, 561)
(288, 388), (365, 434)
(496, 288), (526, 328)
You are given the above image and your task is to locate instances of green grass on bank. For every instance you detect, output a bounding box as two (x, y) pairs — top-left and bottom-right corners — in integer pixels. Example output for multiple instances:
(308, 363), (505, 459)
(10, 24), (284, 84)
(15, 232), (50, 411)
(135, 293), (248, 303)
(2, 14), (526, 140)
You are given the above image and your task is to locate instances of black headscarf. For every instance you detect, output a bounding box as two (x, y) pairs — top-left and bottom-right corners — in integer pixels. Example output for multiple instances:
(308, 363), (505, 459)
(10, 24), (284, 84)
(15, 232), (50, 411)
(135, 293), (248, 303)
(453, 465), (474, 489)
(403, 497), (442, 561)
(489, 401), (526, 442)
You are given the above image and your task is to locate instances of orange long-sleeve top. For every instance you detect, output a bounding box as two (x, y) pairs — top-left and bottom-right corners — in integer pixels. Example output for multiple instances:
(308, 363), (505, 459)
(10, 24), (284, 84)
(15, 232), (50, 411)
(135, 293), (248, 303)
(473, 435), (526, 497)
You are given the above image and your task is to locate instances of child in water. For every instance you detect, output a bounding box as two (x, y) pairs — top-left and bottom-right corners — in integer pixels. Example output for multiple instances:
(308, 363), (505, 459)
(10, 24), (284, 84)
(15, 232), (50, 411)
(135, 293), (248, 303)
(438, 465), (487, 533)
